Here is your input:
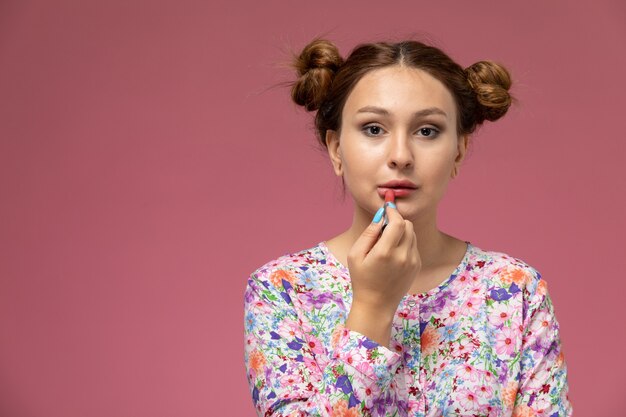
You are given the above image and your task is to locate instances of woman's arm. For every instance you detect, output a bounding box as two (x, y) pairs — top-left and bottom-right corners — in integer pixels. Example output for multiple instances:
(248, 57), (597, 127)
(244, 269), (403, 417)
(513, 272), (573, 416)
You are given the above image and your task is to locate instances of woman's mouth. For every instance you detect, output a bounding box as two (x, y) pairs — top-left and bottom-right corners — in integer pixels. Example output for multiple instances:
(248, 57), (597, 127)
(377, 187), (418, 198)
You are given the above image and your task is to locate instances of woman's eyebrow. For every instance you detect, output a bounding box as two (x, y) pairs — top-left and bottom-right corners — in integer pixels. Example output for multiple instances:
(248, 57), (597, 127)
(356, 105), (448, 118)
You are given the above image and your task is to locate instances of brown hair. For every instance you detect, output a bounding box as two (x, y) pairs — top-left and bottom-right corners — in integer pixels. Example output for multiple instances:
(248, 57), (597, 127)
(289, 37), (513, 148)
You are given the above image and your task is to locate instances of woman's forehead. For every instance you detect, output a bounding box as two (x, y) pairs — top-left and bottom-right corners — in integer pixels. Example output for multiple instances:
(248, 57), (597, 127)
(343, 66), (457, 121)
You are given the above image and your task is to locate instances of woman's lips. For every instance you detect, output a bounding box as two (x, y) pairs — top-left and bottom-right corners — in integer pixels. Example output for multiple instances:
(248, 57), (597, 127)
(377, 187), (417, 198)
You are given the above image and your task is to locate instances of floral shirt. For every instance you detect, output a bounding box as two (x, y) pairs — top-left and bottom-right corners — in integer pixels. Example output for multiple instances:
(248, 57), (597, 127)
(243, 241), (572, 417)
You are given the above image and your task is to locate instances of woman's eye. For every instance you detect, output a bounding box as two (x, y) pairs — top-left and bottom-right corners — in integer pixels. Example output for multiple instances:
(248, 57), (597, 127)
(417, 127), (439, 138)
(362, 125), (440, 138)
(362, 125), (384, 136)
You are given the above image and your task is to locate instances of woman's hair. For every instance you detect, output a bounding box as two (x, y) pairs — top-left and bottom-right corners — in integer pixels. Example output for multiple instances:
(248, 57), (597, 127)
(289, 38), (513, 148)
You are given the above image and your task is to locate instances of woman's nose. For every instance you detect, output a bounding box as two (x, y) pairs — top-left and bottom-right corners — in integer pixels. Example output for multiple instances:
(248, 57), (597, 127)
(387, 133), (414, 169)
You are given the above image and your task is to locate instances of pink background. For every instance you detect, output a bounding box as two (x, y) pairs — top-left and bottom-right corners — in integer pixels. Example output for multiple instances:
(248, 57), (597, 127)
(0, 1), (624, 416)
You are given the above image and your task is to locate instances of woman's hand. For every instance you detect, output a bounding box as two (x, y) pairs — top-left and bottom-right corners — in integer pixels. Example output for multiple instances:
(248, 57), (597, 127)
(345, 203), (421, 346)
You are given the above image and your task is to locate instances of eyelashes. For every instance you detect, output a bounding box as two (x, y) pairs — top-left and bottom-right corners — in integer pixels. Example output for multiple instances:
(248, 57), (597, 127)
(417, 127), (439, 138)
(361, 124), (442, 139)
(362, 125), (384, 136)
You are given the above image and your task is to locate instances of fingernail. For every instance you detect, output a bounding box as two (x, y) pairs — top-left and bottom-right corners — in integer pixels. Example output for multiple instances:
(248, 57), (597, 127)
(373, 207), (385, 223)
(385, 202), (397, 209)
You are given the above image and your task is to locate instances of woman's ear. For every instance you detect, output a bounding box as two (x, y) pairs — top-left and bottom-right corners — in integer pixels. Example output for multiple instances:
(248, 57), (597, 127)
(325, 130), (343, 177)
(451, 134), (470, 179)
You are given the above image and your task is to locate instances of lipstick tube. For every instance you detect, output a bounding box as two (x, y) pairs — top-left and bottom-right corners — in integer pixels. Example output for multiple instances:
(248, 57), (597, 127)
(382, 190), (395, 232)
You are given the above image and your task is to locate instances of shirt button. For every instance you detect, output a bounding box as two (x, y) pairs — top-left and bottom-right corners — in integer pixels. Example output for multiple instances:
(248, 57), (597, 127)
(407, 300), (417, 308)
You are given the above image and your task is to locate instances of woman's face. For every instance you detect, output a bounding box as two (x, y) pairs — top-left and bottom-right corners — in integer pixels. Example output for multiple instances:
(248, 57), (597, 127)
(325, 65), (469, 222)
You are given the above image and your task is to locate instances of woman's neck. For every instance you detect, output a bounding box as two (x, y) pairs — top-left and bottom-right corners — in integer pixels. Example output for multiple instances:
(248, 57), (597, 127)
(332, 206), (452, 271)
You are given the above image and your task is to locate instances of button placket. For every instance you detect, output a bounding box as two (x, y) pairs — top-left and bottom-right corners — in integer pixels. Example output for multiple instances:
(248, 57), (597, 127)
(402, 296), (425, 411)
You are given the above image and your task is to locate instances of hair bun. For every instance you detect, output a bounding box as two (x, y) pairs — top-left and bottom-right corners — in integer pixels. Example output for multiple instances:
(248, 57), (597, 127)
(290, 39), (344, 111)
(465, 60), (513, 122)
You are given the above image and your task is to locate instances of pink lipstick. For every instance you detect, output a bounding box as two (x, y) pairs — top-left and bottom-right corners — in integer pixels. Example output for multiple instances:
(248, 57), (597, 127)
(384, 189), (395, 204)
(382, 190), (395, 231)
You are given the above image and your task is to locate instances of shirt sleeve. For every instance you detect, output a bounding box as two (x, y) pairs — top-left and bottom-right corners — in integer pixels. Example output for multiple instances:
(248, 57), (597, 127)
(513, 270), (573, 417)
(243, 267), (403, 416)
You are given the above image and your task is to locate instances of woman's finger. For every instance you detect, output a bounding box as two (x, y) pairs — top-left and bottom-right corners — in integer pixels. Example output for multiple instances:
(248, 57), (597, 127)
(379, 202), (406, 247)
(349, 206), (386, 262)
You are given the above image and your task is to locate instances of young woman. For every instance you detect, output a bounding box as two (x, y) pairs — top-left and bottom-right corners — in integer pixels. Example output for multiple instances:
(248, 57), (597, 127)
(244, 38), (572, 417)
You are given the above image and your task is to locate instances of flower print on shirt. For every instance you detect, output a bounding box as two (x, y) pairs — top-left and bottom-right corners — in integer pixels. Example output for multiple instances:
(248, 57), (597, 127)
(244, 242), (573, 416)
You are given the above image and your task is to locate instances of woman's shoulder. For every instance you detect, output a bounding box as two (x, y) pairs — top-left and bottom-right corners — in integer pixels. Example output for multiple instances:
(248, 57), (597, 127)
(248, 241), (336, 283)
(467, 243), (545, 296)
(469, 243), (540, 272)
